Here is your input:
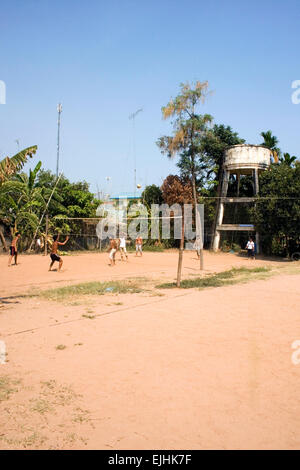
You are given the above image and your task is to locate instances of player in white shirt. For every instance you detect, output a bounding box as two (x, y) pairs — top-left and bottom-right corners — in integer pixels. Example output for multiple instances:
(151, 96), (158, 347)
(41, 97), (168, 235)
(246, 238), (255, 259)
(119, 235), (128, 261)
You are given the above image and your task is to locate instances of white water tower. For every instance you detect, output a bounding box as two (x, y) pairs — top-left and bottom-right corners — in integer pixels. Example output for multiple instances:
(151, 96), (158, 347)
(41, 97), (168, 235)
(212, 144), (272, 252)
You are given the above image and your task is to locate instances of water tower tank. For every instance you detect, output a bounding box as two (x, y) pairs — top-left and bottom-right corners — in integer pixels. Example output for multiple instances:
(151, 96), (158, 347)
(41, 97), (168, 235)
(224, 144), (272, 174)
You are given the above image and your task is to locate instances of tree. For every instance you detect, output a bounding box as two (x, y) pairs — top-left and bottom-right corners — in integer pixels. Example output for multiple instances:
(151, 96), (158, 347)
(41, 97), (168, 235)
(35, 169), (100, 219)
(141, 184), (163, 206)
(279, 152), (298, 167)
(252, 163), (300, 256)
(260, 130), (280, 163)
(0, 145), (37, 250)
(0, 161), (45, 244)
(157, 81), (212, 208)
(161, 175), (193, 207)
(161, 175), (194, 286)
(0, 146), (37, 184)
(201, 124), (245, 188)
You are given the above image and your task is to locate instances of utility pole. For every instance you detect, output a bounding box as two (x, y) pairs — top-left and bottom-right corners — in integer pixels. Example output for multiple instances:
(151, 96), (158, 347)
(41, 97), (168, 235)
(56, 103), (62, 177)
(129, 108), (143, 197)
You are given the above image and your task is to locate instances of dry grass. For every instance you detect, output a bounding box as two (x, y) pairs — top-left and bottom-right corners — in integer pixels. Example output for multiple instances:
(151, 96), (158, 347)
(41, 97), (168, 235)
(30, 280), (144, 302)
(157, 266), (272, 289)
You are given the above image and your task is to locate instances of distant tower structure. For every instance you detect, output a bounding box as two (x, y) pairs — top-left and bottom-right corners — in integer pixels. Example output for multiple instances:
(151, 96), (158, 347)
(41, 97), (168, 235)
(212, 144), (272, 253)
(56, 103), (62, 177)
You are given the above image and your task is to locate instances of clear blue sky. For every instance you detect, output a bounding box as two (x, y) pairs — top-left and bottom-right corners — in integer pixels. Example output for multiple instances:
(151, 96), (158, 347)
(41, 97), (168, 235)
(1, 0), (299, 195)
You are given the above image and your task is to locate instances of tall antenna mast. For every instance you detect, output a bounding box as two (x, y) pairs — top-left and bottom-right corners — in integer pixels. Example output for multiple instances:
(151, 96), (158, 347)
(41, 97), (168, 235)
(129, 108), (143, 197)
(56, 103), (62, 177)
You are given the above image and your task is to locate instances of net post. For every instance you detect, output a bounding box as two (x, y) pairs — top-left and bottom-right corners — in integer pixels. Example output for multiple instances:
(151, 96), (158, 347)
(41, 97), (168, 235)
(44, 213), (49, 256)
(176, 217), (184, 288)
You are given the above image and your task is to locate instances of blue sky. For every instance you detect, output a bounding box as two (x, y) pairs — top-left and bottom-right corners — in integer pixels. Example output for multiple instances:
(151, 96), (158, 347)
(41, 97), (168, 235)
(1, 0), (299, 195)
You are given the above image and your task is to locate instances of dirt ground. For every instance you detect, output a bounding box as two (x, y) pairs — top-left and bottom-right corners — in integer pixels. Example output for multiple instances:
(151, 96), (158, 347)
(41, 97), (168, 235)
(0, 250), (300, 449)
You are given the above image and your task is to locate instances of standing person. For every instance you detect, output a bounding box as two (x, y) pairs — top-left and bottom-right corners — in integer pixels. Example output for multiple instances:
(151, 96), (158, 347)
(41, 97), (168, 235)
(49, 234), (69, 271)
(246, 237), (255, 260)
(8, 232), (21, 267)
(135, 236), (143, 257)
(36, 237), (42, 253)
(119, 234), (128, 261)
(108, 237), (118, 266)
(193, 237), (201, 260)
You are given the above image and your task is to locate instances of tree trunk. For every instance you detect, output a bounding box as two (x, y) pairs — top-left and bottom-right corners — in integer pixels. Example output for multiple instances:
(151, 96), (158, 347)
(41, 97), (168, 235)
(191, 166), (204, 270)
(0, 228), (7, 251)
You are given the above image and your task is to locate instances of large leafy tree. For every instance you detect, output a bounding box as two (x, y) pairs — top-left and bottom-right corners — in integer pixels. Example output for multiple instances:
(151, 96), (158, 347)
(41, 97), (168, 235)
(141, 184), (163, 207)
(157, 81), (212, 208)
(252, 163), (300, 256)
(201, 124), (245, 188)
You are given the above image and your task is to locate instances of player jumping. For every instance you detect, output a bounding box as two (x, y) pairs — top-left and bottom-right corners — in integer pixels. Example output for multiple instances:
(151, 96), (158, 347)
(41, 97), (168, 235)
(49, 234), (69, 271)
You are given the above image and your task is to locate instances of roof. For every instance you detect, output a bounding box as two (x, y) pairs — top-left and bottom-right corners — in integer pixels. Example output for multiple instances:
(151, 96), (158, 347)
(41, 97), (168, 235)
(110, 192), (142, 200)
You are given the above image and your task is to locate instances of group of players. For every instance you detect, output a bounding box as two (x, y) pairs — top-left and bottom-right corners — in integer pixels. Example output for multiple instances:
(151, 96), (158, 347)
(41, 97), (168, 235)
(108, 235), (143, 266)
(7, 232), (143, 271)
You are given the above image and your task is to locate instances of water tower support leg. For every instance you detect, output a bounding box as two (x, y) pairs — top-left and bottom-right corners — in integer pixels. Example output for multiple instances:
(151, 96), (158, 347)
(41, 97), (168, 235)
(212, 170), (230, 251)
(253, 169), (260, 254)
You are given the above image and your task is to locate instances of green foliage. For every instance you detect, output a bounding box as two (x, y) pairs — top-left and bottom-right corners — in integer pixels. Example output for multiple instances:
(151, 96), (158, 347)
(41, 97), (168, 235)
(157, 266), (270, 289)
(0, 146), (37, 184)
(0, 165), (100, 249)
(252, 164), (300, 256)
(201, 124), (245, 187)
(0, 161), (45, 241)
(157, 81), (212, 204)
(260, 130), (280, 162)
(141, 184), (163, 206)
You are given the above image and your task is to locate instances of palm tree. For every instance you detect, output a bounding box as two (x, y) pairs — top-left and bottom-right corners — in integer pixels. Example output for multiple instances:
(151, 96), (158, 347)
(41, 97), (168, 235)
(279, 153), (298, 167)
(260, 131), (280, 163)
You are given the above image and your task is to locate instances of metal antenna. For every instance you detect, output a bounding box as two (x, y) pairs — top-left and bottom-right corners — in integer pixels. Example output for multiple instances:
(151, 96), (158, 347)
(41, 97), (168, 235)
(56, 103), (62, 177)
(129, 108), (143, 197)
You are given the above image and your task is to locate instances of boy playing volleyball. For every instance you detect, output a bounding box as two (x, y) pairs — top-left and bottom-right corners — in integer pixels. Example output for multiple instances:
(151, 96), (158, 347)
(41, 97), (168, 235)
(8, 232), (21, 267)
(119, 234), (128, 261)
(108, 237), (118, 266)
(49, 234), (69, 271)
(135, 236), (143, 256)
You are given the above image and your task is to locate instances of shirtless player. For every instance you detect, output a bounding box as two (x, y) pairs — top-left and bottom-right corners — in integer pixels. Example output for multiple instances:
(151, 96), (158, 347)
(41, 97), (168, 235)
(49, 234), (69, 271)
(108, 237), (118, 266)
(8, 232), (21, 266)
(135, 236), (143, 257)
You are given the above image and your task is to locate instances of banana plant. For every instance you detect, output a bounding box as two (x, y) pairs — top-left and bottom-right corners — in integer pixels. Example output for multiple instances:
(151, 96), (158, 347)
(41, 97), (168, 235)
(0, 146), (37, 184)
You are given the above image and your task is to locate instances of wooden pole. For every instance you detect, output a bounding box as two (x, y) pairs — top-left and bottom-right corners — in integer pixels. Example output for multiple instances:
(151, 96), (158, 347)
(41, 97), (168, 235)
(44, 213), (49, 256)
(0, 228), (7, 252)
(176, 217), (184, 288)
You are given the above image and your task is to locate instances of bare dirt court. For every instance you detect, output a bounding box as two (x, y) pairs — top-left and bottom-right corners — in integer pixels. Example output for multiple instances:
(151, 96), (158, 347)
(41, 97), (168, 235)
(1, 250), (300, 449)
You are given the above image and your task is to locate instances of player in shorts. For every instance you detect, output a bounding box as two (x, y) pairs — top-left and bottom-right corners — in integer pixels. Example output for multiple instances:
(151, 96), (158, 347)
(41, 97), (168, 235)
(119, 235), (128, 261)
(8, 232), (21, 267)
(108, 238), (118, 266)
(135, 236), (143, 256)
(49, 234), (69, 271)
(193, 237), (201, 259)
(246, 237), (255, 260)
